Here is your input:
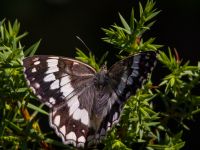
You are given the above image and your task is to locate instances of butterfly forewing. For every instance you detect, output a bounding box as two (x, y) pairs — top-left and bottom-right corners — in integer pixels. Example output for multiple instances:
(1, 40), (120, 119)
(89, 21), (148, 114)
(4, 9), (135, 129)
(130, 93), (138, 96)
(108, 51), (156, 100)
(23, 55), (96, 106)
(23, 51), (157, 148)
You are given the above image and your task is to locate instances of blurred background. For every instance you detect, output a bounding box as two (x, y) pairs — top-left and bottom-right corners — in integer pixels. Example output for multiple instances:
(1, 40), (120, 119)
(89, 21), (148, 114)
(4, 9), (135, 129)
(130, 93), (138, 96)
(1, 0), (200, 63)
(1, 0), (200, 149)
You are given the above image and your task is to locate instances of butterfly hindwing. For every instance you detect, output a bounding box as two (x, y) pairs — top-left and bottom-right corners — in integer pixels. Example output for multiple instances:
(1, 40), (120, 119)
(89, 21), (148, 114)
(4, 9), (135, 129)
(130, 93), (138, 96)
(49, 84), (98, 147)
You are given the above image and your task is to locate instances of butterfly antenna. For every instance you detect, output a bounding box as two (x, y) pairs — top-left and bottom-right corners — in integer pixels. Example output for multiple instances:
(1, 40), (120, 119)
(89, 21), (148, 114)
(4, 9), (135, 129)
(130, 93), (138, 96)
(76, 36), (91, 53)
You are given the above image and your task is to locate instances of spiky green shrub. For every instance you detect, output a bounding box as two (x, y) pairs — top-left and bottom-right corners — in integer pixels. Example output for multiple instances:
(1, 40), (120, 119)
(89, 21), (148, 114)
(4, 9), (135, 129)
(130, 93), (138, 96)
(0, 1), (199, 149)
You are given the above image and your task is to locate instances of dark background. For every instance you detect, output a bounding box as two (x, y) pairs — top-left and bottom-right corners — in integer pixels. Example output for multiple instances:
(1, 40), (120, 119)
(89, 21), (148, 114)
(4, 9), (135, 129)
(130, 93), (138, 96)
(1, 0), (200, 149)
(1, 0), (200, 63)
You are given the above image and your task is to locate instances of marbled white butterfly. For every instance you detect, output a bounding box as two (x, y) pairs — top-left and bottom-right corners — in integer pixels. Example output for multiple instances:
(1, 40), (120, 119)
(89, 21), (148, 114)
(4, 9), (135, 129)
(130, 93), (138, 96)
(23, 51), (156, 148)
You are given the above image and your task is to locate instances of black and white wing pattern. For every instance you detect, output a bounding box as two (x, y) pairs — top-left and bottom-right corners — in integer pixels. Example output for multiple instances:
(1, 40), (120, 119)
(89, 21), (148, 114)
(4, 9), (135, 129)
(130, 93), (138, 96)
(95, 51), (157, 141)
(23, 51), (157, 148)
(23, 56), (96, 147)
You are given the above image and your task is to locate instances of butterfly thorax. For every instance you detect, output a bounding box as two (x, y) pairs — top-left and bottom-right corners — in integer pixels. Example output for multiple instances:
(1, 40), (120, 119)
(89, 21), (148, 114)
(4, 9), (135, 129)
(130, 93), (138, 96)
(94, 65), (108, 89)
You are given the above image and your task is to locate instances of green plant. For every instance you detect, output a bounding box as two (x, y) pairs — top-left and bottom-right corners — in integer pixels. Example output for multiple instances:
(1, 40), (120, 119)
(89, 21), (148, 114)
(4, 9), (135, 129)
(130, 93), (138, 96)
(0, 19), (70, 149)
(0, 0), (199, 150)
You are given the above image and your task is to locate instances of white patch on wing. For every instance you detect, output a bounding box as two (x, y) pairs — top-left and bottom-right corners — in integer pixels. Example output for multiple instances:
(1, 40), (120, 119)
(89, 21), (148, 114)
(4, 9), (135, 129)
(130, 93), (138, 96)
(34, 82), (40, 89)
(34, 61), (40, 65)
(45, 66), (59, 74)
(131, 62), (139, 69)
(52, 109), (56, 116)
(107, 122), (111, 131)
(26, 79), (30, 85)
(31, 68), (37, 73)
(73, 62), (79, 65)
(31, 77), (35, 81)
(37, 95), (42, 99)
(66, 131), (77, 141)
(67, 96), (89, 126)
(49, 97), (56, 104)
(44, 74), (56, 82)
(113, 112), (118, 121)
(30, 87), (36, 94)
(80, 109), (89, 125)
(32, 57), (39, 61)
(54, 115), (61, 126)
(72, 108), (89, 126)
(60, 76), (71, 86)
(64, 58), (96, 73)
(50, 79), (59, 89)
(78, 136), (86, 143)
(49, 56), (59, 59)
(47, 59), (58, 67)
(60, 82), (74, 97)
(121, 76), (127, 83)
(81, 129), (85, 134)
(131, 70), (139, 77)
(60, 125), (66, 135)
(68, 96), (80, 116)
(72, 109), (81, 120)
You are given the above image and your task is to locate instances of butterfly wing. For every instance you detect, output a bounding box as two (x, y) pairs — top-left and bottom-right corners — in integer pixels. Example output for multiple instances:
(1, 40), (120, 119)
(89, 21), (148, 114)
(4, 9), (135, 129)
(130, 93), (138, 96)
(108, 51), (157, 100)
(50, 85), (96, 147)
(23, 55), (96, 147)
(93, 51), (157, 142)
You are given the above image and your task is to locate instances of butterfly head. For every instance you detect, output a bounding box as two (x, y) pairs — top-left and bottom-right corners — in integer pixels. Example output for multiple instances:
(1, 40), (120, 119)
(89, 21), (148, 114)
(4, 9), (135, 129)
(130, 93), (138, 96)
(94, 65), (108, 88)
(99, 64), (107, 73)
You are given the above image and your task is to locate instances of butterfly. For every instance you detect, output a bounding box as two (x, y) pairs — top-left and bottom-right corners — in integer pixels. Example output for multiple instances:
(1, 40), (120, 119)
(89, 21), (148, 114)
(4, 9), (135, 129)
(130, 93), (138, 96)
(23, 51), (157, 148)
